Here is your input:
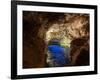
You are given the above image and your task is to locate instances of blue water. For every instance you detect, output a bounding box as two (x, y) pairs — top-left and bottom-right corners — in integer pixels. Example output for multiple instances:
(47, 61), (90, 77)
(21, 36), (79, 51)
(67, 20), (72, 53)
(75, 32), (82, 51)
(48, 44), (69, 67)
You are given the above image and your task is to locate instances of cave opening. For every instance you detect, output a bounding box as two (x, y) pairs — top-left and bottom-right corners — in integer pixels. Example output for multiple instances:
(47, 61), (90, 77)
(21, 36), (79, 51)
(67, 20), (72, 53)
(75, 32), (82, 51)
(45, 24), (71, 67)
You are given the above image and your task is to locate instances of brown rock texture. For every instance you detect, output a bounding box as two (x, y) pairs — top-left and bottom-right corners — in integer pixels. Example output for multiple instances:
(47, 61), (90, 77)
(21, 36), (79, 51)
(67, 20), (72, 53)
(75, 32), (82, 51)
(70, 36), (89, 66)
(23, 11), (89, 68)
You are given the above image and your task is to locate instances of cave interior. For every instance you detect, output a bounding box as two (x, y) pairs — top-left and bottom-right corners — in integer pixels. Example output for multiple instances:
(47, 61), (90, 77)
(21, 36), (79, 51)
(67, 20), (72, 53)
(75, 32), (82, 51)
(23, 11), (90, 68)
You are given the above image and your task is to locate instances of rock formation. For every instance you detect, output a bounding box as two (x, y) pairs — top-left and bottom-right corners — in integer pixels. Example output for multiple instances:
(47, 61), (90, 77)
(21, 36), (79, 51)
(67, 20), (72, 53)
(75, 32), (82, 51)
(23, 11), (89, 68)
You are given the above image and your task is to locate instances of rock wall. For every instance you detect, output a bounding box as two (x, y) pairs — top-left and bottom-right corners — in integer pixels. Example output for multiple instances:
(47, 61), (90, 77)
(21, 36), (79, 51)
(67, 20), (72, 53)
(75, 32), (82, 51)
(70, 36), (89, 66)
(23, 12), (46, 68)
(23, 11), (89, 68)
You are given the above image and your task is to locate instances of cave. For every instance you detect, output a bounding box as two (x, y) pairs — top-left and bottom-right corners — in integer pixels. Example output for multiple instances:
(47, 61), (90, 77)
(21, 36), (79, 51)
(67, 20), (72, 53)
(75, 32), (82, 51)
(23, 11), (90, 68)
